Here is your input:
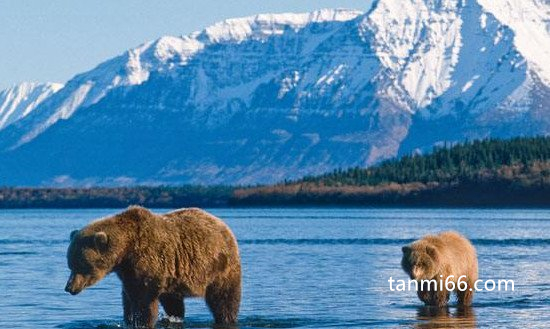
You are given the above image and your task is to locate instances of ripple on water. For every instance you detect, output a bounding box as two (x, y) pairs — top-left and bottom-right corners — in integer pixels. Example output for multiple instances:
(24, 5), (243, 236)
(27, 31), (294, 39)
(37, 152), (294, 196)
(238, 238), (550, 247)
(56, 320), (122, 329)
(0, 251), (38, 255)
(56, 316), (419, 329)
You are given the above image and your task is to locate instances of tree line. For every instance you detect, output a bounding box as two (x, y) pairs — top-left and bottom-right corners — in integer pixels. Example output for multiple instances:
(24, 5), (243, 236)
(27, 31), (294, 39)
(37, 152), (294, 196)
(232, 136), (550, 206)
(3, 136), (550, 208)
(0, 186), (232, 208)
(299, 137), (550, 186)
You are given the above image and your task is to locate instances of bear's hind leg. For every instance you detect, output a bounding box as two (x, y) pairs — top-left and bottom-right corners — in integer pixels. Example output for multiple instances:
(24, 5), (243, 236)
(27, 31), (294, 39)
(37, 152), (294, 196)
(457, 278), (475, 306)
(160, 294), (184, 319)
(205, 277), (241, 325)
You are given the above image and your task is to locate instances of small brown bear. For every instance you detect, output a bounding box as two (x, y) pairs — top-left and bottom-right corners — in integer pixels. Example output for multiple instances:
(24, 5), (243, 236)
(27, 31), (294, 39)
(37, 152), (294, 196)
(401, 231), (478, 307)
(65, 206), (241, 328)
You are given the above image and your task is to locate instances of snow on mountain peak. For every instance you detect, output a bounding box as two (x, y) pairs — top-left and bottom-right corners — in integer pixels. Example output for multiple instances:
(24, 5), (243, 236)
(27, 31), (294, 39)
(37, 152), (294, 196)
(1, 8), (363, 148)
(0, 82), (63, 130)
(365, 0), (464, 108)
(118, 8), (362, 85)
(476, 0), (550, 85)
(201, 8), (363, 43)
(121, 36), (205, 85)
(362, 0), (550, 110)
(73, 9), (363, 90)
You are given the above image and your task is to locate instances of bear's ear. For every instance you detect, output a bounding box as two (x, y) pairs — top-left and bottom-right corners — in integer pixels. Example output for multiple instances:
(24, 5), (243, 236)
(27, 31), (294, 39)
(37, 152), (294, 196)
(70, 230), (79, 240)
(402, 246), (412, 255)
(93, 232), (109, 250)
(426, 245), (439, 260)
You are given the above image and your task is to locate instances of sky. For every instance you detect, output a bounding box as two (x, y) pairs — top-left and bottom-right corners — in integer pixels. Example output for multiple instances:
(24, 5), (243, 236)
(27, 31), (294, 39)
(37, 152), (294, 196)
(0, 0), (373, 90)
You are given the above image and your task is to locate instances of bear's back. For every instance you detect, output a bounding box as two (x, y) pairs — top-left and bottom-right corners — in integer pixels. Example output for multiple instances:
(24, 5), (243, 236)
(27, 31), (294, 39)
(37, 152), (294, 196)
(163, 208), (229, 232)
(162, 208), (239, 252)
(438, 231), (475, 252)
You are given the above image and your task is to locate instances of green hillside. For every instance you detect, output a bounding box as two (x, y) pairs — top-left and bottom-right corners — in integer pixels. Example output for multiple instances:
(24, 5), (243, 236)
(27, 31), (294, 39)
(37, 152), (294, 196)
(301, 137), (550, 186)
(232, 136), (550, 206)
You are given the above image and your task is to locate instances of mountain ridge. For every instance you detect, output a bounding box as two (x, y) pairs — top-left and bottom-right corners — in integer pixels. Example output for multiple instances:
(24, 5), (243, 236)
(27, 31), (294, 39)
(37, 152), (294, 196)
(1, 1), (549, 186)
(0, 8), (364, 150)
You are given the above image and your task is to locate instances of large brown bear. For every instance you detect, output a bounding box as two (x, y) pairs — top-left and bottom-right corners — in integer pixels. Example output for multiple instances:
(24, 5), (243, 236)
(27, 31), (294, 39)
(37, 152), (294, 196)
(401, 231), (478, 307)
(65, 206), (241, 328)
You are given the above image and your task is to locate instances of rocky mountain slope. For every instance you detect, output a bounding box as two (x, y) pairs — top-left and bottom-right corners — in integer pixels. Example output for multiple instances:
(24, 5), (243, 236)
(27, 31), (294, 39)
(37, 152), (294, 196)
(0, 82), (63, 131)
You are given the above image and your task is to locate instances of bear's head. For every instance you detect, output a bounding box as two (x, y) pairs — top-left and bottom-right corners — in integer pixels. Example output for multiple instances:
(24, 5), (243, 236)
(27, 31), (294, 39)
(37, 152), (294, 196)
(65, 229), (114, 295)
(401, 242), (440, 280)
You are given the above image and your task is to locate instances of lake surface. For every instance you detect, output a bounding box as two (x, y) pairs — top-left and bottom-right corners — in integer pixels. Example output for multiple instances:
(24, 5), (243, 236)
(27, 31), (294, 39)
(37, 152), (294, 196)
(0, 208), (549, 328)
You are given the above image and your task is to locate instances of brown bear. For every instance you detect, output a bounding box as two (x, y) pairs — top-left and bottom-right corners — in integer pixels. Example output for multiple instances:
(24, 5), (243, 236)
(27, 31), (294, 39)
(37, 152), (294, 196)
(401, 231), (478, 307)
(65, 206), (241, 328)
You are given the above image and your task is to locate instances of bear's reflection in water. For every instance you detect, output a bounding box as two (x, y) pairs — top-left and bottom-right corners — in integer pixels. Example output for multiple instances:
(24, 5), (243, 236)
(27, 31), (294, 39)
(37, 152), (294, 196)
(59, 316), (316, 329)
(415, 306), (476, 329)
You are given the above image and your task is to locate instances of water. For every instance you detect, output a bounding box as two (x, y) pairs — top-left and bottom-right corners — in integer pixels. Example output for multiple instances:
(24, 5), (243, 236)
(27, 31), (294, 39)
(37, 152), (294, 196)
(1, 208), (549, 328)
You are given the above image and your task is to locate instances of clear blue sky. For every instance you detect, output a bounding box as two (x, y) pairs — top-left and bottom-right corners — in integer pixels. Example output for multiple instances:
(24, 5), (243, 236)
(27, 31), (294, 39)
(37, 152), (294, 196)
(0, 0), (373, 90)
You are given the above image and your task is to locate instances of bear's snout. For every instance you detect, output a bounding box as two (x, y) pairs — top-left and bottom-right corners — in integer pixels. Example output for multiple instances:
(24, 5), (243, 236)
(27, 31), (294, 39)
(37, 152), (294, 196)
(412, 266), (423, 279)
(65, 273), (86, 295)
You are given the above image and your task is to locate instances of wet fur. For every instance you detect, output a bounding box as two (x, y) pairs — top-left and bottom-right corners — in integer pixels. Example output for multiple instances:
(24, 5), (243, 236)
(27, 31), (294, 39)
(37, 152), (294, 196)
(66, 206), (241, 328)
(401, 231), (478, 307)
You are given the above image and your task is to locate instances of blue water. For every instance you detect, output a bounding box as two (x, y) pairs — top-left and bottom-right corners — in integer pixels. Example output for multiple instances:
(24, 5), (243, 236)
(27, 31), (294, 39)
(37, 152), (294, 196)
(1, 208), (549, 328)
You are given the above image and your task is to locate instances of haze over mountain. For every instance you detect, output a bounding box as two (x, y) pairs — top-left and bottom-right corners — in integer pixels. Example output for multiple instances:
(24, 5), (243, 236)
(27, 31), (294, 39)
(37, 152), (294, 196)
(1, 0), (549, 186)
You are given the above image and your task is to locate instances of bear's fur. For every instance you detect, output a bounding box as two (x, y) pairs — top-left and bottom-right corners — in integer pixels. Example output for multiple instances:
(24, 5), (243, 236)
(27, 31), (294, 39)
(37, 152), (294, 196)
(65, 206), (241, 328)
(401, 231), (478, 307)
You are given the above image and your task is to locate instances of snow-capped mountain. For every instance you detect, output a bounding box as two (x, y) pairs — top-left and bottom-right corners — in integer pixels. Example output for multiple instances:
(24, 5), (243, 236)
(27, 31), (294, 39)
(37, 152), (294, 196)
(1, 1), (549, 186)
(0, 9), (362, 150)
(0, 82), (63, 131)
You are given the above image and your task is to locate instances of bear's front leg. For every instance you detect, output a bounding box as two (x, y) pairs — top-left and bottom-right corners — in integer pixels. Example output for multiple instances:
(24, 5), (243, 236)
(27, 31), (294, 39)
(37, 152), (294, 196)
(122, 290), (133, 326)
(159, 294), (184, 319)
(430, 289), (450, 307)
(417, 280), (449, 307)
(416, 287), (431, 304)
(129, 295), (159, 329)
(417, 280), (434, 305)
